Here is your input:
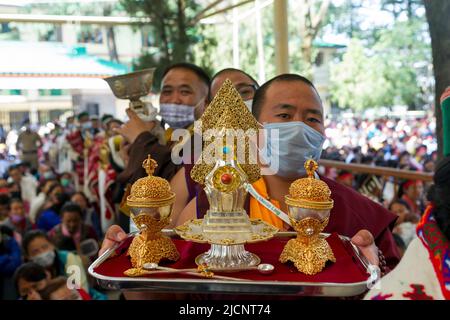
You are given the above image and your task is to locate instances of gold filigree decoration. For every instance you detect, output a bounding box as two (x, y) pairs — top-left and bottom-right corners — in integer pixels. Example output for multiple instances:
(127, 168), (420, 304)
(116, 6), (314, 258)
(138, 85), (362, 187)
(280, 217), (335, 275)
(127, 154), (175, 208)
(126, 235), (180, 271)
(290, 217), (329, 237)
(131, 214), (170, 235)
(212, 165), (242, 192)
(279, 236), (336, 275)
(190, 79), (260, 185)
(285, 159), (333, 210)
(197, 264), (214, 278)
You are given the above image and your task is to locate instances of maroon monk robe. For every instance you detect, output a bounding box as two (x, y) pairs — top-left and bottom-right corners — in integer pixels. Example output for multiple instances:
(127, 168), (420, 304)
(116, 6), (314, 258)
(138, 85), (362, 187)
(116, 131), (181, 185)
(184, 163), (400, 271)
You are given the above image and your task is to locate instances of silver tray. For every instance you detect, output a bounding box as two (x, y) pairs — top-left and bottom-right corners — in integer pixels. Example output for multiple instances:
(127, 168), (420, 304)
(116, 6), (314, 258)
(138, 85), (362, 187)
(88, 230), (380, 297)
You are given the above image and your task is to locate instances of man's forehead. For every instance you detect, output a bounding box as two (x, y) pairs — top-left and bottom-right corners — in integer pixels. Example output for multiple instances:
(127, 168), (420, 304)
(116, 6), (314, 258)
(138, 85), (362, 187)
(162, 68), (202, 87)
(264, 81), (323, 111)
(214, 71), (252, 84)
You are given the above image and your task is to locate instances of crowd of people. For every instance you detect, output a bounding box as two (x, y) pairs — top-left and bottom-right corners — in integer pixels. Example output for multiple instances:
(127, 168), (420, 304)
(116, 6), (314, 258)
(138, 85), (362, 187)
(0, 62), (448, 300)
(321, 117), (438, 256)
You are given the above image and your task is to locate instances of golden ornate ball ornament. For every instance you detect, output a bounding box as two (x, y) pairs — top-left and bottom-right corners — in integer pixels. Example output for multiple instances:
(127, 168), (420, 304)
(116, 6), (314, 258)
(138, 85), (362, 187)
(279, 159), (336, 275)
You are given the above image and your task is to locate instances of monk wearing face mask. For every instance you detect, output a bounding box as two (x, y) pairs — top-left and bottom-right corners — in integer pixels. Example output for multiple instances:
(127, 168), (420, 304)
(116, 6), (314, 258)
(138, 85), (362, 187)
(171, 74), (399, 271)
(115, 63), (210, 184)
(100, 74), (400, 292)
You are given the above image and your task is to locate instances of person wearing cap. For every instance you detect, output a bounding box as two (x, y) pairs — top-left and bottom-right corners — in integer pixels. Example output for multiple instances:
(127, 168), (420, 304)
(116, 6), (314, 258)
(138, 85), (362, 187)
(335, 171), (354, 189)
(365, 156), (450, 300)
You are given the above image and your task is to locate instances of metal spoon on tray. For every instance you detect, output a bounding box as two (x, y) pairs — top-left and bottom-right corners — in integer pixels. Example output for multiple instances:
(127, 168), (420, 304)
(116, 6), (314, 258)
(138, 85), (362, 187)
(135, 263), (243, 281)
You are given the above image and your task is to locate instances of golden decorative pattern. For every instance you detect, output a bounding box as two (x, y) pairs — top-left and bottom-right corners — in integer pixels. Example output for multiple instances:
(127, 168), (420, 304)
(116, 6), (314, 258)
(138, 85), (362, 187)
(126, 234), (180, 270)
(212, 165), (242, 192)
(131, 214), (170, 235)
(174, 218), (278, 245)
(197, 264), (214, 278)
(285, 159), (333, 210)
(279, 236), (336, 275)
(124, 155), (180, 276)
(127, 154), (175, 207)
(190, 79), (261, 185)
(290, 217), (329, 237)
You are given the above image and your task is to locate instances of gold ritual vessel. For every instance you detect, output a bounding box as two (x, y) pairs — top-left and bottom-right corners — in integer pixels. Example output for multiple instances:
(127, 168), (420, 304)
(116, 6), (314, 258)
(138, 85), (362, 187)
(124, 155), (179, 277)
(104, 68), (156, 121)
(279, 159), (336, 275)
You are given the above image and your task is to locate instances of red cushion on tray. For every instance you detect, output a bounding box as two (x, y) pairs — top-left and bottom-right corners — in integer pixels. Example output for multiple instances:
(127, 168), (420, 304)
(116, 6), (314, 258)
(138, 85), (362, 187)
(94, 233), (368, 283)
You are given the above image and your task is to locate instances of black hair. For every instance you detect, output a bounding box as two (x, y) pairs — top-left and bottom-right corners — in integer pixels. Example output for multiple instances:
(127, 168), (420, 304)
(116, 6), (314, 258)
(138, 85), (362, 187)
(76, 112), (89, 120)
(252, 73), (319, 120)
(431, 156), (450, 241)
(106, 118), (123, 130)
(0, 193), (10, 207)
(22, 230), (51, 256)
(60, 202), (83, 218)
(8, 164), (20, 173)
(101, 114), (114, 123)
(46, 182), (62, 196)
(10, 197), (23, 206)
(71, 191), (89, 205)
(209, 68), (259, 101)
(13, 262), (47, 289)
(39, 276), (68, 300)
(393, 233), (406, 252)
(161, 62), (211, 89)
(388, 198), (411, 211)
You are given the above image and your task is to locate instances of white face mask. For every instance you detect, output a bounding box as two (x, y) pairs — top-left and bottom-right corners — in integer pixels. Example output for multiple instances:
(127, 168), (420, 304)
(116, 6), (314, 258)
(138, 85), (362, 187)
(32, 250), (56, 268)
(159, 103), (195, 129)
(244, 99), (253, 112)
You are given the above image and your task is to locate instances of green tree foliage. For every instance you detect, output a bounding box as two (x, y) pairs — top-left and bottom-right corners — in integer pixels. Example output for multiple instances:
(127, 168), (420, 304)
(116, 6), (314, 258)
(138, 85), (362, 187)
(330, 40), (391, 111)
(330, 3), (431, 111)
(120, 0), (215, 88)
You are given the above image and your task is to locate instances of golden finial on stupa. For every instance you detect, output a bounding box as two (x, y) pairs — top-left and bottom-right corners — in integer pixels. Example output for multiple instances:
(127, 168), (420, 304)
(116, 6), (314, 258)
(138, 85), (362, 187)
(143, 154), (157, 176)
(190, 79), (261, 185)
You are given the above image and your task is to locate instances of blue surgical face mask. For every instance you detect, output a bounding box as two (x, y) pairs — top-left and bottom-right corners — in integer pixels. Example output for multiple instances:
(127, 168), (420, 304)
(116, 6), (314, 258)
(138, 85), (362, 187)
(159, 103), (195, 129)
(81, 122), (92, 130)
(262, 121), (325, 179)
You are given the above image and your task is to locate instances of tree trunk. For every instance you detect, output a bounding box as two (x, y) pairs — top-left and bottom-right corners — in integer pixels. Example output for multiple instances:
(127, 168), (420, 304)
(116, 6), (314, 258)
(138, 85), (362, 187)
(301, 36), (314, 80)
(424, 0), (450, 160)
(298, 0), (330, 80)
(174, 0), (189, 62)
(106, 27), (119, 63)
(102, 5), (119, 63)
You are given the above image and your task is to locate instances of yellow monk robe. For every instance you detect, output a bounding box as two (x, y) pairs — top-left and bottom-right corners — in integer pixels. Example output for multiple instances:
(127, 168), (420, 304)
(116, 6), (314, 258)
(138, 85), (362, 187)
(249, 178), (286, 230)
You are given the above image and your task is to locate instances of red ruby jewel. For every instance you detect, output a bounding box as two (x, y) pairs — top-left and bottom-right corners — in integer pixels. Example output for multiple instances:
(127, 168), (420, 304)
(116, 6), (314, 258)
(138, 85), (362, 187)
(221, 173), (232, 185)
